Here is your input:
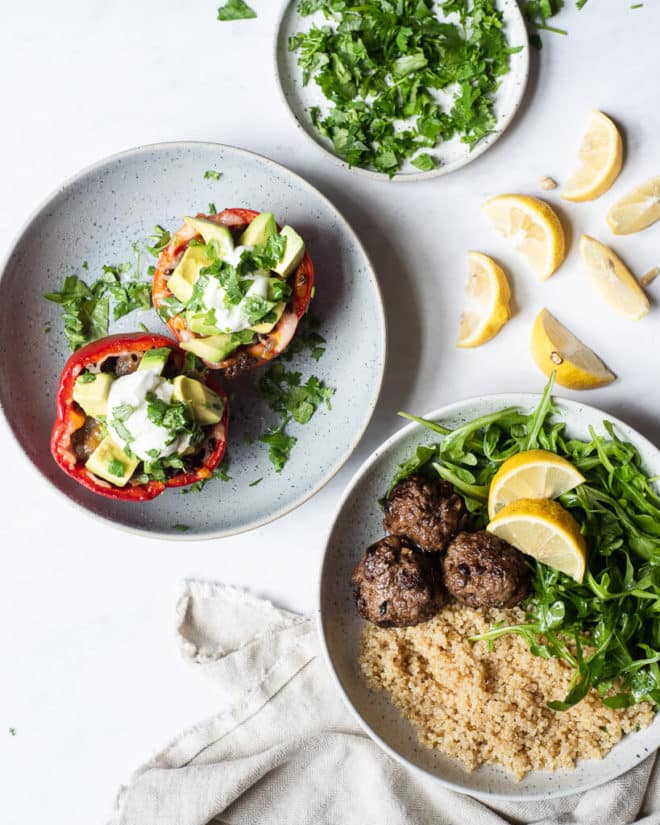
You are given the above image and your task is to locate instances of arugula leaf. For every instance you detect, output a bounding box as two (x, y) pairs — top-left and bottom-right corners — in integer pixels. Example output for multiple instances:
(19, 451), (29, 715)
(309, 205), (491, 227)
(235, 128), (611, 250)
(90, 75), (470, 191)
(217, 0), (256, 21)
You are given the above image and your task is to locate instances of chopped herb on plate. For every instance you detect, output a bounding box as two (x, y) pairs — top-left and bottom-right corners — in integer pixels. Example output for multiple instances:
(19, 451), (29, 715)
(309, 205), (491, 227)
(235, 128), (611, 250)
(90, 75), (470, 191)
(217, 0), (256, 21)
(204, 170), (223, 180)
(290, 0), (520, 176)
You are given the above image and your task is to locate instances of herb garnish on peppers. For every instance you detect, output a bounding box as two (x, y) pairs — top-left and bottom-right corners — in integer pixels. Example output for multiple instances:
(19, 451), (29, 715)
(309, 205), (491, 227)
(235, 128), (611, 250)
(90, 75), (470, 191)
(391, 377), (660, 711)
(289, 0), (520, 175)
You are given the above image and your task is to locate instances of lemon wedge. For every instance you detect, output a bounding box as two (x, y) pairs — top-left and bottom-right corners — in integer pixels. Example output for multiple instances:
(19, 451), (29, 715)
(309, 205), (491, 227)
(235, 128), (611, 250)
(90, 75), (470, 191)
(607, 176), (660, 235)
(560, 110), (623, 202)
(482, 194), (565, 280)
(487, 498), (586, 583)
(488, 449), (585, 519)
(530, 309), (615, 390)
(579, 235), (650, 320)
(456, 252), (512, 348)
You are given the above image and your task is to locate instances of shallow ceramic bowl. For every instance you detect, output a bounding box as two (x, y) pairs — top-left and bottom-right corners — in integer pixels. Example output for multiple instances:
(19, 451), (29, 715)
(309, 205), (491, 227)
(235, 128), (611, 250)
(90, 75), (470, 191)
(319, 393), (660, 800)
(0, 142), (386, 539)
(276, 0), (529, 182)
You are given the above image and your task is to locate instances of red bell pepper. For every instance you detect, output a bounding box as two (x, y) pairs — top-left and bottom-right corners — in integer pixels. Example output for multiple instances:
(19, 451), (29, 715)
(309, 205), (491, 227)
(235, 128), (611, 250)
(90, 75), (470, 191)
(151, 208), (315, 373)
(50, 333), (229, 501)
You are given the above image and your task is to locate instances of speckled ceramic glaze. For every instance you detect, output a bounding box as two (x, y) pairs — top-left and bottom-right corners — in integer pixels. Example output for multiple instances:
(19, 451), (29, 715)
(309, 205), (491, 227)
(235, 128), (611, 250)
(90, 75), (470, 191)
(319, 394), (660, 799)
(276, 0), (530, 182)
(0, 142), (386, 539)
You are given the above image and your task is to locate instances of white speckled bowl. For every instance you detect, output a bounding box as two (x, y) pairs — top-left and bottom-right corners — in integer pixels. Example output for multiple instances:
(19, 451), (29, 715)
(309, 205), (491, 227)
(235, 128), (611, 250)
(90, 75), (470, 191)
(319, 394), (660, 799)
(0, 142), (386, 539)
(276, 0), (530, 182)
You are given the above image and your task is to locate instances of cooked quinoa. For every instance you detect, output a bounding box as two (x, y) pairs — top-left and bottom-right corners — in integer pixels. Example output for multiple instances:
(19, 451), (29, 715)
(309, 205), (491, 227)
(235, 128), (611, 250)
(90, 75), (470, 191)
(359, 602), (654, 780)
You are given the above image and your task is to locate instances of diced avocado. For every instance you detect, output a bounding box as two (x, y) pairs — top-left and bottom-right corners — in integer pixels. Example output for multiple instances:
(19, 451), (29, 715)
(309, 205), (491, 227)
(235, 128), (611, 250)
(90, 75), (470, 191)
(274, 226), (305, 278)
(183, 216), (234, 259)
(138, 347), (171, 374)
(180, 333), (253, 364)
(187, 311), (220, 337)
(172, 376), (225, 425)
(167, 245), (211, 303)
(250, 301), (286, 334)
(85, 436), (138, 487)
(73, 372), (114, 419)
(239, 212), (277, 247)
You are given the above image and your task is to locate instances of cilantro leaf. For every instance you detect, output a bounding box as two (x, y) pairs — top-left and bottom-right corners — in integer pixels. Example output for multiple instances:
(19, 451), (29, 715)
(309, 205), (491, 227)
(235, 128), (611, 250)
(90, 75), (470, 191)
(217, 0), (256, 21)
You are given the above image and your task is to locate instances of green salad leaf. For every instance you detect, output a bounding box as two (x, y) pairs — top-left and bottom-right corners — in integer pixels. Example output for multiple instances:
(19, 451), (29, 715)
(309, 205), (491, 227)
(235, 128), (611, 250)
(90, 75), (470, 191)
(392, 375), (660, 710)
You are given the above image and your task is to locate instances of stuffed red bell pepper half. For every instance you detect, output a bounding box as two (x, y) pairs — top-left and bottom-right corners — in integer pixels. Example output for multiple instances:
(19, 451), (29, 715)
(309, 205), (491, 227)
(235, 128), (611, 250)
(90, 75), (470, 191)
(51, 333), (228, 501)
(151, 209), (314, 375)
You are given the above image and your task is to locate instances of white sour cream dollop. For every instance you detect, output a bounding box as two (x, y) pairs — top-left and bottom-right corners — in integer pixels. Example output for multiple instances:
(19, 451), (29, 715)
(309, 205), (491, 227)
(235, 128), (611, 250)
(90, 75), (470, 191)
(200, 245), (271, 333)
(107, 369), (190, 461)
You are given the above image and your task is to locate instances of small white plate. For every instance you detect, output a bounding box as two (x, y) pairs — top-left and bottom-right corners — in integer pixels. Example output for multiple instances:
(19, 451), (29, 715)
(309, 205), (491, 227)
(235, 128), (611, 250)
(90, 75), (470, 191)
(275, 0), (530, 182)
(319, 393), (660, 799)
(0, 142), (386, 540)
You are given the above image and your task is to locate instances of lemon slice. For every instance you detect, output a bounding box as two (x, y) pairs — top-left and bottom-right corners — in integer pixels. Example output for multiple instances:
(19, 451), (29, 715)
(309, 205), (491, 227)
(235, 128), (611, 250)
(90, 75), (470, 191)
(487, 498), (586, 583)
(456, 252), (511, 348)
(579, 235), (650, 320)
(530, 309), (615, 390)
(488, 449), (585, 519)
(560, 110), (623, 202)
(482, 194), (565, 280)
(607, 176), (660, 235)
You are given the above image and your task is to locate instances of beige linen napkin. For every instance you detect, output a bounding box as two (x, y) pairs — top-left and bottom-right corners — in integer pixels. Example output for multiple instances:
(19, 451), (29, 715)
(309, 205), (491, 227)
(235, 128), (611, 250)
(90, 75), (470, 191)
(109, 581), (660, 825)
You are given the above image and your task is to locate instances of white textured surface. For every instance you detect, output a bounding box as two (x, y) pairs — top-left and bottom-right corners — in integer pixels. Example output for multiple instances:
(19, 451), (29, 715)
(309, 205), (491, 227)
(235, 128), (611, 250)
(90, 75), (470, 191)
(1, 1), (659, 822)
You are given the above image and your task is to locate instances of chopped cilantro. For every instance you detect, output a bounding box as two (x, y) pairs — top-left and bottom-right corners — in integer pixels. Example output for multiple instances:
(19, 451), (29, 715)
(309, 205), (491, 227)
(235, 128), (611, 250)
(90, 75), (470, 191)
(76, 372), (96, 384)
(8, 728), (16, 736)
(217, 0), (256, 21)
(144, 225), (170, 257)
(45, 228), (161, 350)
(44, 324), (51, 334)
(290, 0), (517, 176)
(172, 523), (190, 532)
(260, 420), (297, 473)
(208, 202), (217, 214)
(108, 458), (126, 478)
(256, 361), (335, 471)
(139, 322), (149, 333)
(203, 170), (223, 180)
(249, 477), (263, 487)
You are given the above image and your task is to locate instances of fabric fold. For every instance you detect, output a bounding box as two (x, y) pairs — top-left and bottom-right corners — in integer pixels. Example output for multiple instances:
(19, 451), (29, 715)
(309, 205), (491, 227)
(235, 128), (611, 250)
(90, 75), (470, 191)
(110, 582), (660, 825)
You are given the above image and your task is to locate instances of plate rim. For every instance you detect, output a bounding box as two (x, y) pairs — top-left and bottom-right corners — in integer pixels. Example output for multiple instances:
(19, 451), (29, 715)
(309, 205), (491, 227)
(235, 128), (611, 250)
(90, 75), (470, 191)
(317, 391), (660, 799)
(274, 0), (530, 183)
(0, 140), (387, 541)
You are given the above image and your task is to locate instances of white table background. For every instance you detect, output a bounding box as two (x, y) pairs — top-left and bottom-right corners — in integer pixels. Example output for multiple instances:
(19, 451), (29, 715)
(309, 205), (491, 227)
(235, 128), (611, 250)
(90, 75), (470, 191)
(1, 1), (659, 822)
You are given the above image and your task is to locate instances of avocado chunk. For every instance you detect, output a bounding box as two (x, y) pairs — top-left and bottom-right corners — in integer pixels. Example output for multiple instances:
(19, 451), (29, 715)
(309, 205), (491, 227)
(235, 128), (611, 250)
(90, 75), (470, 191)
(250, 301), (286, 333)
(274, 226), (305, 278)
(85, 435), (138, 487)
(73, 372), (114, 419)
(180, 332), (254, 364)
(172, 376), (225, 425)
(239, 212), (277, 247)
(138, 347), (171, 374)
(187, 311), (220, 337)
(167, 245), (211, 304)
(183, 216), (234, 259)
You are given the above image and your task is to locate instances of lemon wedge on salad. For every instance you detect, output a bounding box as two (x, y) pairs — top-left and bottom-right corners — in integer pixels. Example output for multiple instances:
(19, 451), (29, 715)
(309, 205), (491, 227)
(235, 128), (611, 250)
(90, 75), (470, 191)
(456, 252), (511, 348)
(531, 309), (615, 390)
(482, 194), (565, 280)
(560, 110), (623, 202)
(487, 498), (586, 583)
(579, 235), (650, 321)
(488, 450), (585, 519)
(607, 176), (660, 235)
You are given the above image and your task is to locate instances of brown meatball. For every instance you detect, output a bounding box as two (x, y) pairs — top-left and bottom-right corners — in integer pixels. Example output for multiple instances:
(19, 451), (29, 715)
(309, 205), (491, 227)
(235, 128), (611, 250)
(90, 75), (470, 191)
(383, 474), (467, 552)
(352, 536), (443, 628)
(442, 531), (530, 609)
